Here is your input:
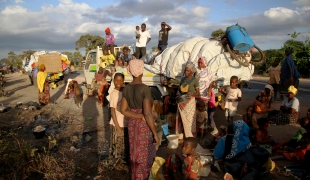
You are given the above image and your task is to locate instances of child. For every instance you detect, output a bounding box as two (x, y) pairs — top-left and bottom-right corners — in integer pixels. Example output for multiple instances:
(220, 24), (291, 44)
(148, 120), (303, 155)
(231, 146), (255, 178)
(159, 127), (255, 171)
(135, 25), (140, 43)
(100, 49), (115, 66)
(243, 106), (258, 129)
(196, 100), (208, 137)
(163, 137), (202, 179)
(152, 101), (163, 151)
(73, 81), (83, 108)
(282, 117), (309, 148)
(266, 58), (281, 100)
(207, 84), (218, 135)
(256, 118), (276, 154)
(109, 73), (129, 164)
(116, 46), (133, 66)
(221, 76), (242, 123)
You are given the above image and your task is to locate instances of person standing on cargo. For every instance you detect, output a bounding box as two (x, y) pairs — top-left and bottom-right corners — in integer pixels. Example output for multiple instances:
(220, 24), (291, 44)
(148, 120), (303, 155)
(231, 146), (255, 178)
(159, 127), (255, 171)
(105, 27), (115, 55)
(135, 23), (151, 59)
(158, 22), (172, 51)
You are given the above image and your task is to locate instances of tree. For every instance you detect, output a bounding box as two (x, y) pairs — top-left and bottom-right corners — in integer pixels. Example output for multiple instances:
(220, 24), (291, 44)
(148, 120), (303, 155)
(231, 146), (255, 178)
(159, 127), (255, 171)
(211, 29), (225, 38)
(75, 34), (105, 54)
(287, 31), (301, 39)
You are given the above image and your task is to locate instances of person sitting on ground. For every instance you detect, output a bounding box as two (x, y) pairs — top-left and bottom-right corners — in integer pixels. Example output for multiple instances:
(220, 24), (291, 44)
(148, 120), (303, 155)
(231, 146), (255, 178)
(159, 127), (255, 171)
(116, 46), (133, 67)
(269, 85), (300, 125)
(243, 106), (258, 129)
(100, 49), (115, 67)
(221, 76), (242, 123)
(253, 84), (274, 114)
(163, 137), (202, 179)
(256, 118), (277, 154)
(196, 100), (208, 137)
(214, 120), (273, 179)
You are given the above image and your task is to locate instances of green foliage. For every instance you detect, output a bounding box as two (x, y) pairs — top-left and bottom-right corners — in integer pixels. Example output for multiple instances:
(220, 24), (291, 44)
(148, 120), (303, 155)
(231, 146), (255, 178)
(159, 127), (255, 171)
(0, 50), (36, 67)
(287, 31), (300, 39)
(61, 51), (83, 67)
(75, 34), (105, 54)
(211, 29), (225, 38)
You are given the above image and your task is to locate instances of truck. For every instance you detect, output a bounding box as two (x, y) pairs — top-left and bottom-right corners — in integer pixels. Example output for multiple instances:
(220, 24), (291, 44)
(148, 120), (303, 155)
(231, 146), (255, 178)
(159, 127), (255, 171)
(83, 33), (264, 108)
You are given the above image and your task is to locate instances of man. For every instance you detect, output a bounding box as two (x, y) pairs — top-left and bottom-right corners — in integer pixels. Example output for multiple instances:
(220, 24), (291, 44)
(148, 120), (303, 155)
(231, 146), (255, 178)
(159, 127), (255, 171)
(135, 23), (151, 59)
(104, 27), (115, 55)
(158, 22), (172, 51)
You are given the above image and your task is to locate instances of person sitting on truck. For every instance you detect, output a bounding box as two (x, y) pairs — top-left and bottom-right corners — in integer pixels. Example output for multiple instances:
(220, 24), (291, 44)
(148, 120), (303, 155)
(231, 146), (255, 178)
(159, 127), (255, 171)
(177, 63), (200, 137)
(104, 27), (115, 55)
(115, 46), (133, 67)
(100, 49), (115, 66)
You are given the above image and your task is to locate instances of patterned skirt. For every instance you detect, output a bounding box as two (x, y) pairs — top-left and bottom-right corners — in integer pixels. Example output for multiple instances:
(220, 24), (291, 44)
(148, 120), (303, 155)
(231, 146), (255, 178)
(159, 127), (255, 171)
(109, 125), (129, 161)
(128, 109), (156, 180)
(269, 111), (299, 125)
(38, 81), (50, 105)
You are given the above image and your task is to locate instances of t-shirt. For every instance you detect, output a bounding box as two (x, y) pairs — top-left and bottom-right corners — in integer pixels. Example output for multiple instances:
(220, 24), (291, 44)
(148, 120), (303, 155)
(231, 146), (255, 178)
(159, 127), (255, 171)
(268, 66), (281, 84)
(101, 54), (115, 66)
(180, 77), (199, 94)
(118, 53), (133, 63)
(122, 84), (153, 109)
(136, 30), (151, 47)
(110, 89), (128, 127)
(281, 97), (300, 112)
(182, 154), (202, 180)
(224, 87), (242, 111)
(208, 90), (216, 108)
(158, 28), (169, 45)
(105, 34), (114, 45)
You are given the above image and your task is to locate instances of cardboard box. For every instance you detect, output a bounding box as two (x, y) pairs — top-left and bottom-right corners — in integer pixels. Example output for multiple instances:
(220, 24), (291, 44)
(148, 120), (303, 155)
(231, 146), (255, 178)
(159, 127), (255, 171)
(38, 53), (62, 73)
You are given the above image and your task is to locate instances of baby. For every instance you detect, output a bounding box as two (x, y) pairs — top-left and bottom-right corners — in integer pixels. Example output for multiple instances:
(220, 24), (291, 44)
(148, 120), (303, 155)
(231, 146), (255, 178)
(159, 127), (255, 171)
(73, 81), (83, 108)
(196, 100), (208, 137)
(135, 25), (140, 43)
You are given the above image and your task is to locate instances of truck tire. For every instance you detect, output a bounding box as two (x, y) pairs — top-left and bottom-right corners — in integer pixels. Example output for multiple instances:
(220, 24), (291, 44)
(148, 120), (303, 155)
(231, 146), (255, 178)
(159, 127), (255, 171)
(150, 87), (162, 101)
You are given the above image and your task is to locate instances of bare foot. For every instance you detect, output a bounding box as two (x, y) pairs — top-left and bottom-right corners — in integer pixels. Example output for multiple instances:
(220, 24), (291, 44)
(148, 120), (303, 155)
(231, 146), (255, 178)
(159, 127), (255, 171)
(224, 173), (234, 180)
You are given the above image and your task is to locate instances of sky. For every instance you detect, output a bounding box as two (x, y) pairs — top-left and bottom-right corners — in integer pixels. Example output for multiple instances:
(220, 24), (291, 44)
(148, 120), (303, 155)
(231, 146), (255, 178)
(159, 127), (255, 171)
(0, 0), (310, 59)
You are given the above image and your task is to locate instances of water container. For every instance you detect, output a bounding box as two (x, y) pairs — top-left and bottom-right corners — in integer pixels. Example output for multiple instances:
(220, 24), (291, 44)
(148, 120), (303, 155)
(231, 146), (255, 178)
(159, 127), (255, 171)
(161, 123), (169, 136)
(226, 25), (247, 50)
(226, 25), (255, 53)
(167, 134), (179, 149)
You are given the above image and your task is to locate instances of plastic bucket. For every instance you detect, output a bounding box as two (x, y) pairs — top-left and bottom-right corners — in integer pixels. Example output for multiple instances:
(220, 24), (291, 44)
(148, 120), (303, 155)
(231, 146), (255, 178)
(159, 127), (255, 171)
(238, 28), (255, 53)
(226, 26), (247, 50)
(166, 134), (179, 149)
(161, 123), (169, 136)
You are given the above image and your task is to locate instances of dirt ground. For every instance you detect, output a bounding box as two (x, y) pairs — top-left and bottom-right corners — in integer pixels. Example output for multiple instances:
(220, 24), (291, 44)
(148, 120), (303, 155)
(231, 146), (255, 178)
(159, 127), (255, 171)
(0, 72), (308, 179)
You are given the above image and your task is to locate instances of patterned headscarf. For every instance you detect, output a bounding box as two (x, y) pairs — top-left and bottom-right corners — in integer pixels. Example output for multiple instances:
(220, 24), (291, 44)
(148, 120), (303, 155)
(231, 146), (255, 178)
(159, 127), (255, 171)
(185, 63), (197, 73)
(288, 85), (298, 95)
(198, 57), (206, 68)
(127, 59), (144, 77)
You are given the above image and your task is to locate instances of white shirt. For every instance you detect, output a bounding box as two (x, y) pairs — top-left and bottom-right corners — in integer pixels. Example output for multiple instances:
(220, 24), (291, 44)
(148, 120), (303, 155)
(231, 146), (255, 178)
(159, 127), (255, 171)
(282, 97), (300, 112)
(136, 30), (151, 47)
(224, 87), (242, 111)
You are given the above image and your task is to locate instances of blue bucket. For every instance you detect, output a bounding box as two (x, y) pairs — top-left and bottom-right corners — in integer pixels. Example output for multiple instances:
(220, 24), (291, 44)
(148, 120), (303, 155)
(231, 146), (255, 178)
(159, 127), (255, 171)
(161, 123), (169, 136)
(238, 28), (255, 53)
(226, 26), (248, 50)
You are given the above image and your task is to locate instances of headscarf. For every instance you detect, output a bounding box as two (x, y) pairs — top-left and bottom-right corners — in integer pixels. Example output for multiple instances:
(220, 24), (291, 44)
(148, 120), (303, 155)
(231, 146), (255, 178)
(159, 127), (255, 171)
(107, 70), (124, 102)
(39, 64), (45, 72)
(127, 59), (144, 77)
(185, 63), (196, 73)
(105, 27), (110, 33)
(285, 47), (293, 54)
(265, 84), (274, 91)
(214, 120), (251, 160)
(288, 85), (298, 95)
(198, 57), (206, 68)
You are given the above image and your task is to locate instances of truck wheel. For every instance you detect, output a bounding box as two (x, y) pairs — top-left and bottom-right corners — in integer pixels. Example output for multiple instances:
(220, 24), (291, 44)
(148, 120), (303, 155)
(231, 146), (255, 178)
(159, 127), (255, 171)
(150, 87), (162, 101)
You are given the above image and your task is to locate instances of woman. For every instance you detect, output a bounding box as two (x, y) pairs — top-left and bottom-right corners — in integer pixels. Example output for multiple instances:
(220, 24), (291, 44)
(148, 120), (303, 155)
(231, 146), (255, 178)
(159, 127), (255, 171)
(214, 120), (272, 179)
(279, 47), (300, 98)
(269, 85), (300, 125)
(253, 84), (274, 114)
(120, 59), (159, 180)
(266, 58), (281, 100)
(176, 63), (199, 138)
(196, 57), (213, 101)
(37, 64), (50, 105)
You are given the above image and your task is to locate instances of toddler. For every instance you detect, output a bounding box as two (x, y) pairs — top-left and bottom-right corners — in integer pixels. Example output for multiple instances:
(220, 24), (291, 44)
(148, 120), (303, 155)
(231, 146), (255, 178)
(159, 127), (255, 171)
(135, 25), (140, 43)
(196, 100), (208, 137)
(221, 76), (242, 123)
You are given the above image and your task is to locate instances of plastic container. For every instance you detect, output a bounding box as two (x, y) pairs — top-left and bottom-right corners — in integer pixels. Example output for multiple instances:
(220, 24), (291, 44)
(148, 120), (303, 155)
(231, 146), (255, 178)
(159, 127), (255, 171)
(226, 25), (247, 50)
(161, 123), (169, 136)
(238, 28), (255, 53)
(167, 134), (179, 149)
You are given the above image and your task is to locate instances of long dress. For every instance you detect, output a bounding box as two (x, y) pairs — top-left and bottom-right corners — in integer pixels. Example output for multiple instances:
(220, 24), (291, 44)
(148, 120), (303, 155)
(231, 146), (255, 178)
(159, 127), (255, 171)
(122, 84), (156, 180)
(37, 71), (50, 105)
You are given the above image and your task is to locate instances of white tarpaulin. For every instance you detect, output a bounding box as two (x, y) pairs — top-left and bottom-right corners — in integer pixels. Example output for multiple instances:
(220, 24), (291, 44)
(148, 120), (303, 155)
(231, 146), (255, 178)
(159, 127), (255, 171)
(144, 36), (254, 86)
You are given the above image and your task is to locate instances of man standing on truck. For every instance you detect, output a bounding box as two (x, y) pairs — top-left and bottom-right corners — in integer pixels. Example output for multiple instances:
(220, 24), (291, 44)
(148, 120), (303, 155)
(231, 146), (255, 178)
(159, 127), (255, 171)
(104, 27), (115, 55)
(135, 23), (151, 59)
(158, 22), (172, 51)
